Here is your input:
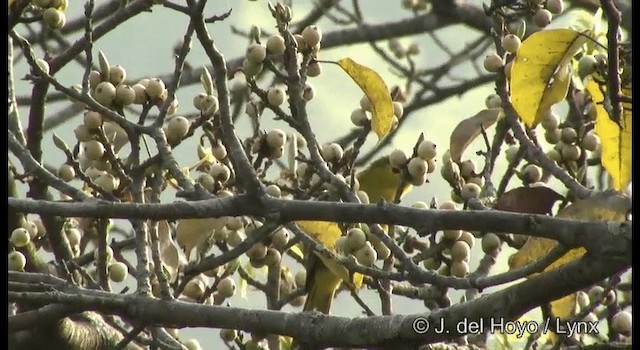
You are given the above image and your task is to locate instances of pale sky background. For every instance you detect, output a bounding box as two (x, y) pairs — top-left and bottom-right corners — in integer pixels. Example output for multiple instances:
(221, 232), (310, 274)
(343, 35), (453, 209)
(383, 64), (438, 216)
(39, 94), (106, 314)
(11, 1), (618, 349)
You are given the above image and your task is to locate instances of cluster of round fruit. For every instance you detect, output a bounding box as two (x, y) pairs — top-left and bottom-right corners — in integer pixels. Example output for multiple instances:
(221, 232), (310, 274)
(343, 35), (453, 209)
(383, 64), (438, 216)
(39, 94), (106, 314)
(247, 128), (289, 160)
(31, 0), (68, 29)
(194, 142), (234, 192)
(438, 151), (485, 203)
(389, 139), (437, 187)
(295, 159), (366, 203)
(178, 272), (236, 304)
(334, 225), (392, 266)
(387, 38), (421, 60)
(350, 93), (405, 131)
(574, 287), (632, 337)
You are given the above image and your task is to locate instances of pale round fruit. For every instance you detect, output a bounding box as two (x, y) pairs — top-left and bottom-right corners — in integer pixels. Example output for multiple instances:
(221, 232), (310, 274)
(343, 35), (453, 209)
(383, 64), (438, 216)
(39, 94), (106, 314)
(166, 116), (190, 141)
(246, 242), (268, 260)
(23, 221), (39, 240)
(451, 190), (464, 204)
(11, 228), (31, 247)
(294, 270), (306, 288)
(460, 183), (481, 200)
(267, 87), (286, 107)
(407, 157), (428, 179)
(183, 279), (206, 299)
(295, 162), (308, 178)
(266, 34), (286, 55)
(581, 132), (600, 152)
(226, 217), (244, 231)
(533, 8), (553, 28)
(132, 84), (148, 104)
(505, 145), (519, 164)
(412, 201), (428, 209)
(246, 43), (267, 64)
(265, 184), (281, 197)
(211, 141), (227, 160)
(346, 228), (367, 251)
(146, 78), (166, 99)
(43, 7), (65, 29)
(93, 245), (114, 264)
(57, 164), (75, 182)
(220, 329), (238, 343)
(95, 173), (118, 193)
(114, 85), (136, 106)
(389, 149), (408, 169)
(244, 221), (263, 235)
(611, 311), (632, 336)
(355, 243), (377, 266)
(426, 159), (437, 174)
(84, 111), (103, 129)
(410, 172), (427, 186)
(417, 140), (437, 160)
(522, 164), (542, 183)
(35, 58), (50, 75)
(321, 143), (344, 163)
(560, 127), (578, 144)
(184, 338), (202, 350)
(485, 94), (502, 109)
(356, 190), (370, 204)
(89, 70), (102, 89)
(578, 55), (598, 77)
(85, 167), (105, 181)
(501, 34), (521, 54)
(450, 260), (469, 277)
(576, 291), (590, 309)
(588, 285), (604, 302)
(266, 129), (287, 148)
(459, 160), (476, 179)
(65, 228), (82, 247)
(504, 60), (513, 79)
(450, 241), (471, 262)
(458, 231), (475, 249)
(561, 144), (582, 161)
(263, 248), (281, 266)
(439, 201), (457, 210)
(302, 25), (322, 47)
(468, 176), (484, 187)
(226, 229), (245, 247)
(301, 83), (315, 101)
(443, 229), (462, 241)
(393, 101), (404, 118)
(93, 81), (116, 106)
(546, 0), (564, 15)
(84, 140), (105, 161)
(210, 163), (231, 182)
(271, 227), (290, 249)
(541, 112), (560, 130)
(8, 251), (26, 271)
(483, 53), (504, 73)
(546, 148), (562, 163)
(193, 92), (207, 110)
(109, 65), (126, 85)
(350, 108), (370, 127)
(108, 261), (128, 282)
(216, 277), (236, 298)
(422, 257), (441, 270)
(307, 61), (322, 77)
(373, 241), (391, 260)
(242, 59), (263, 77)
(544, 128), (561, 144)
(359, 95), (372, 112)
(481, 232), (502, 254)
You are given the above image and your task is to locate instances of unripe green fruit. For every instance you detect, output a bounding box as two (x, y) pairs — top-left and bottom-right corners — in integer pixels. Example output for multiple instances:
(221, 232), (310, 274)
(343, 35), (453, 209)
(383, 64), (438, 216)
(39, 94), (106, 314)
(242, 59), (264, 78)
(350, 108), (369, 127)
(210, 163), (231, 182)
(93, 245), (114, 264)
(35, 58), (50, 75)
(166, 116), (190, 142)
(220, 329), (238, 343)
(184, 338), (202, 350)
(389, 149), (408, 169)
(11, 228), (31, 247)
(578, 55), (598, 77)
(84, 140), (105, 161)
(246, 43), (267, 64)
(485, 94), (502, 109)
(108, 261), (128, 282)
(459, 159), (476, 179)
(541, 112), (560, 130)
(302, 25), (322, 47)
(408, 157), (428, 179)
(544, 128), (561, 144)
(501, 34), (521, 54)
(581, 132), (600, 152)
(439, 201), (457, 210)
(226, 229), (245, 247)
(267, 87), (286, 107)
(355, 242), (377, 266)
(460, 183), (481, 200)
(417, 140), (437, 160)
(533, 8), (552, 28)
(95, 173), (118, 193)
(108, 65), (126, 85)
(246, 242), (268, 260)
(271, 228), (290, 249)
(481, 232), (502, 254)
(560, 127), (578, 144)
(458, 231), (475, 249)
(114, 84), (135, 106)
(132, 84), (148, 104)
(450, 241), (471, 262)
(43, 7), (65, 29)
(561, 144), (582, 161)
(321, 143), (344, 163)
(23, 221), (39, 240)
(301, 83), (315, 101)
(443, 229), (462, 241)
(93, 81), (116, 106)
(546, 0), (564, 15)
(346, 228), (367, 251)
(483, 53), (504, 73)
(422, 257), (441, 271)
(216, 277), (236, 298)
(266, 34), (286, 55)
(441, 160), (461, 182)
(8, 251), (26, 271)
(522, 164), (542, 183)
(57, 164), (75, 182)
(450, 260), (469, 277)
(266, 129), (287, 148)
(307, 61), (322, 77)
(611, 311), (632, 336)
(146, 78), (166, 99)
(505, 144), (519, 164)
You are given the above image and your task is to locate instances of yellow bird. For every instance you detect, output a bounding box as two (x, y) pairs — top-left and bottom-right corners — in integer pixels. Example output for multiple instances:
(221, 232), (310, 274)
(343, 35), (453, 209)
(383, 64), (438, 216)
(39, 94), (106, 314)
(301, 155), (412, 313)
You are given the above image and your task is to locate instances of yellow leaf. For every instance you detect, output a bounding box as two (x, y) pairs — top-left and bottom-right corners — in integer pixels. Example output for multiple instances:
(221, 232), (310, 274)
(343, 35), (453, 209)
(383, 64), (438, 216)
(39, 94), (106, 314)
(279, 336), (293, 350)
(357, 156), (411, 203)
(288, 243), (304, 260)
(176, 218), (227, 259)
(449, 108), (504, 163)
(509, 191), (630, 325)
(511, 29), (590, 127)
(337, 58), (394, 139)
(585, 79), (632, 191)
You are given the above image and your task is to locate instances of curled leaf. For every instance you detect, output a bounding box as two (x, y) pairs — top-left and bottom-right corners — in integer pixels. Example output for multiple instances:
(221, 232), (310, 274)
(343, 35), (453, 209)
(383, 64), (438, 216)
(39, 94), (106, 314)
(200, 66), (214, 96)
(157, 220), (186, 283)
(337, 58), (393, 139)
(494, 186), (564, 215)
(449, 108), (503, 163)
(52, 133), (70, 153)
(511, 29), (589, 127)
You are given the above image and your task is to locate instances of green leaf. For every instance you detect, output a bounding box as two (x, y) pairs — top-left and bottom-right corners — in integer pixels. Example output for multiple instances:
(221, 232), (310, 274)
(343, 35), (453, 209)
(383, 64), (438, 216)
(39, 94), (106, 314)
(98, 50), (110, 82)
(510, 29), (589, 127)
(200, 66), (214, 96)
